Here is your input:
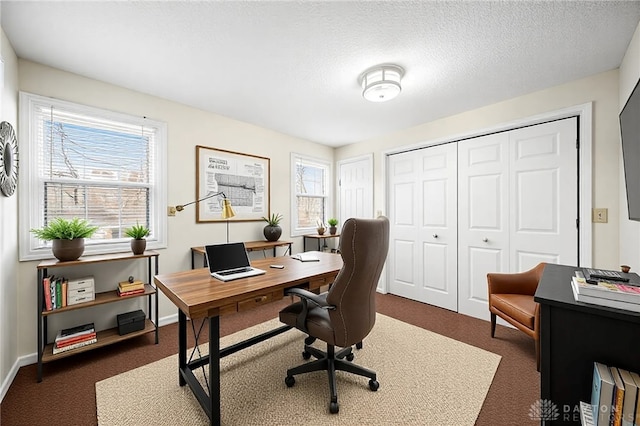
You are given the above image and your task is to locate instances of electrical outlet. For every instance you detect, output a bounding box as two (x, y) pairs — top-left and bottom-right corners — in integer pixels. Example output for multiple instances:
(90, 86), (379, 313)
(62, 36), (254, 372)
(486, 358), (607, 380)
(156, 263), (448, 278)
(592, 208), (608, 223)
(167, 206), (176, 217)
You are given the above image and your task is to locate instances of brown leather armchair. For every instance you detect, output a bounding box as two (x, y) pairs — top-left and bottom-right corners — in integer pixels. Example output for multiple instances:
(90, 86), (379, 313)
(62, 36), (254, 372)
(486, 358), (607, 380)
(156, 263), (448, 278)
(487, 263), (546, 371)
(279, 216), (390, 414)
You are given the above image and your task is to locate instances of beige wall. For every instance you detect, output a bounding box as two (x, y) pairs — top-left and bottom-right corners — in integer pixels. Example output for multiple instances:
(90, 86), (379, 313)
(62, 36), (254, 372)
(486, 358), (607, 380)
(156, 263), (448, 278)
(0, 24), (19, 398)
(619, 21), (640, 272)
(336, 69), (622, 270)
(15, 60), (334, 359)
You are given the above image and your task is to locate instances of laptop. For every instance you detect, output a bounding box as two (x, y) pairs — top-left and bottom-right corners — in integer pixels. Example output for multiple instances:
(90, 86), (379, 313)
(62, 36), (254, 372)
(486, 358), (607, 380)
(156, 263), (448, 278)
(205, 242), (266, 282)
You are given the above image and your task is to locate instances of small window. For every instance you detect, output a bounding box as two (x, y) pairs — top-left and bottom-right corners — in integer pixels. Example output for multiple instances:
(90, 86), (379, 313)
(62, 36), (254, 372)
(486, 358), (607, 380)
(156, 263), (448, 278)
(291, 153), (331, 236)
(19, 92), (167, 260)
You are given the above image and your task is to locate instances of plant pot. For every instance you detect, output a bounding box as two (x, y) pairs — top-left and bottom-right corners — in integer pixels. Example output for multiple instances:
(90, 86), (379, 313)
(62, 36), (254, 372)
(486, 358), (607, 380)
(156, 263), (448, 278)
(329, 226), (337, 235)
(317, 227), (325, 235)
(131, 239), (147, 255)
(263, 225), (282, 242)
(52, 238), (85, 262)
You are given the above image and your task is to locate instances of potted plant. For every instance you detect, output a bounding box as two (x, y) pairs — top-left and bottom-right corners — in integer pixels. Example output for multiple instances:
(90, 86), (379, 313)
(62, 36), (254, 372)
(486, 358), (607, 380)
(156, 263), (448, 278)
(124, 222), (150, 255)
(316, 219), (326, 236)
(327, 218), (338, 235)
(30, 217), (99, 262)
(261, 213), (283, 242)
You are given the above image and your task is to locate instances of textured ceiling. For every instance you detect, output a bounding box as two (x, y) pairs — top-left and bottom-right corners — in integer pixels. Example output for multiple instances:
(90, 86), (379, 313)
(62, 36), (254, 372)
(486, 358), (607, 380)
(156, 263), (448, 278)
(2, 1), (640, 147)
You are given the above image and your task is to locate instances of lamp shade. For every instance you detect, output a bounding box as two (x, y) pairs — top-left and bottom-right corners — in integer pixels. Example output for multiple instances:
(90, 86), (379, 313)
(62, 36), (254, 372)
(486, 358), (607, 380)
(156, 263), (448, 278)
(221, 198), (235, 219)
(360, 64), (404, 103)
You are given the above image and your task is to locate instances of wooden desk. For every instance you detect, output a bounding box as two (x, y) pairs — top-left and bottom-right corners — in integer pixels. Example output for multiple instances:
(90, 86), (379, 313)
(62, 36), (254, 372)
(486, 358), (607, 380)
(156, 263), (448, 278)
(303, 233), (340, 251)
(534, 263), (640, 425)
(191, 240), (293, 269)
(154, 251), (342, 425)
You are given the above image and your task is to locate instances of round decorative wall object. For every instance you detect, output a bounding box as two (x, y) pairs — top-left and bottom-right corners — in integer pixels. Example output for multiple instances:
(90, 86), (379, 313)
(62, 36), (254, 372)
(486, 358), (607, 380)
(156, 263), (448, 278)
(0, 121), (18, 197)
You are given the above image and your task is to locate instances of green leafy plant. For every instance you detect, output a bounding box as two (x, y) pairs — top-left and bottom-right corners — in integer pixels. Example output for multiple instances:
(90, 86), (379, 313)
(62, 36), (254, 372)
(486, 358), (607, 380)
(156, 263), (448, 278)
(124, 222), (150, 240)
(262, 213), (283, 227)
(327, 218), (338, 226)
(30, 217), (99, 241)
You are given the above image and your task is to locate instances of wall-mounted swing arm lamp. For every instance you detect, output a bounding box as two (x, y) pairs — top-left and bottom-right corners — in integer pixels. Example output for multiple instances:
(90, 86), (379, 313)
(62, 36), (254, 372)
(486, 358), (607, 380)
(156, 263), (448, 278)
(175, 191), (235, 218)
(175, 191), (236, 242)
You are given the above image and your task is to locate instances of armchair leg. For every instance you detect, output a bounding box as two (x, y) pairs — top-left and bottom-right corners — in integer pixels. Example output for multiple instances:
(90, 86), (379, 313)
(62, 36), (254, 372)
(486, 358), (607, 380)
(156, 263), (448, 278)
(490, 313), (496, 338)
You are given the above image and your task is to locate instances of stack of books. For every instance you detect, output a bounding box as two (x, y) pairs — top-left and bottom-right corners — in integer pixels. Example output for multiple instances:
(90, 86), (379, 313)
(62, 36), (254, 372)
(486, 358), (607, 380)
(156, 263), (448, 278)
(571, 270), (640, 313)
(117, 279), (145, 296)
(53, 323), (97, 354)
(587, 361), (640, 426)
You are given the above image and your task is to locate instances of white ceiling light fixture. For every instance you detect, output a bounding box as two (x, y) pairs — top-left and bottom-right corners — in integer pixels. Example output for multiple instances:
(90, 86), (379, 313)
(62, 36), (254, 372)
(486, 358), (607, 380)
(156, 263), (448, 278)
(359, 64), (404, 103)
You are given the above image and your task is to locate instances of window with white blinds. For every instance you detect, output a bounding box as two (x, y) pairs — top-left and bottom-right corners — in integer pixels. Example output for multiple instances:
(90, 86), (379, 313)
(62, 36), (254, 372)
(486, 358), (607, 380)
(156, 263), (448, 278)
(19, 92), (168, 260)
(290, 153), (332, 236)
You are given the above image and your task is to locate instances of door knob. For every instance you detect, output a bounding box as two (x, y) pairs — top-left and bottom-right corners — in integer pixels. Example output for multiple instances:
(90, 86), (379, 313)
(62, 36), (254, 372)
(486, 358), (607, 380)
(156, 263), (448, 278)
(433, 234), (438, 238)
(482, 237), (489, 242)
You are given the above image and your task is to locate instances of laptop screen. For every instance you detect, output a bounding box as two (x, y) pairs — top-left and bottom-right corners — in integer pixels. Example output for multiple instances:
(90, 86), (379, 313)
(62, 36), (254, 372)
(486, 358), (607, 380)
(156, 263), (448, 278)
(205, 242), (251, 273)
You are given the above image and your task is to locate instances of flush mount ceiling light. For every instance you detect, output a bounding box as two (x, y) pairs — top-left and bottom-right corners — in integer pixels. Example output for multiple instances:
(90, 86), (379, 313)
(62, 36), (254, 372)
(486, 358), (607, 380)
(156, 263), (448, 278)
(359, 64), (404, 102)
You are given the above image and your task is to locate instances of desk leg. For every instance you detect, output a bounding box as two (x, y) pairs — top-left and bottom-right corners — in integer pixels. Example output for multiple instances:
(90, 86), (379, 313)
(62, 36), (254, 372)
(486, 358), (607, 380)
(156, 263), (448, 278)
(179, 311), (187, 386)
(209, 316), (221, 426)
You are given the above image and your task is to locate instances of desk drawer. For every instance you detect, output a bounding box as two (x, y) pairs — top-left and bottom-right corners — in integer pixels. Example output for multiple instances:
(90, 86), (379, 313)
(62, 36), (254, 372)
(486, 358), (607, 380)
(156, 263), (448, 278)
(238, 293), (274, 312)
(310, 273), (338, 290)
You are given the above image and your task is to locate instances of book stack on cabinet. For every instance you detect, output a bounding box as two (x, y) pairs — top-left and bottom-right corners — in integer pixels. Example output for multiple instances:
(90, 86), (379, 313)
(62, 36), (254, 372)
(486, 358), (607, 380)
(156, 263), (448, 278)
(586, 361), (640, 426)
(571, 270), (640, 313)
(52, 323), (96, 355)
(117, 278), (145, 296)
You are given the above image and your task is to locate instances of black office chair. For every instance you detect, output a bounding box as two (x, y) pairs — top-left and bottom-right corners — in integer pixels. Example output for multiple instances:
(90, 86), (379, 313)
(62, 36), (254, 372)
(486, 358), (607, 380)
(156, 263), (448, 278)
(279, 216), (390, 413)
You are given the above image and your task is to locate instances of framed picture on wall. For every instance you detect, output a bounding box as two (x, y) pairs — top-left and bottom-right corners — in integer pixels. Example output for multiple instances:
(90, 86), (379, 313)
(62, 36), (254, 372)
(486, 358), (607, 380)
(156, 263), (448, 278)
(195, 145), (270, 223)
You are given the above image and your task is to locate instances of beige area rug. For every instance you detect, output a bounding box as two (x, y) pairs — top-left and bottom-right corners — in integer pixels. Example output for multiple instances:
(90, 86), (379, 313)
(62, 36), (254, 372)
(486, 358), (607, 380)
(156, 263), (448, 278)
(96, 314), (501, 425)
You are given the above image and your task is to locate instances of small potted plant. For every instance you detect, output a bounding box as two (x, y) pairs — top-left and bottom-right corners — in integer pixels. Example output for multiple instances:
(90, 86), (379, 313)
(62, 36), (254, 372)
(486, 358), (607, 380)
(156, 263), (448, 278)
(30, 217), (99, 262)
(327, 218), (338, 235)
(124, 222), (150, 255)
(261, 213), (283, 242)
(316, 219), (326, 236)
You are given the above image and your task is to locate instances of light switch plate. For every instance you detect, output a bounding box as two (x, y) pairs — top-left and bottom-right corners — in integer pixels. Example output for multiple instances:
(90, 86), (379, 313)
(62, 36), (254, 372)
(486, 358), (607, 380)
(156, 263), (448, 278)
(592, 208), (608, 223)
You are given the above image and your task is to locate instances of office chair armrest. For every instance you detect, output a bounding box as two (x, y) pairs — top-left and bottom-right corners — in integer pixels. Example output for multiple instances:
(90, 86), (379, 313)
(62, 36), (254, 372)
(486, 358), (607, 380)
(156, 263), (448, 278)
(284, 287), (332, 308)
(284, 287), (335, 333)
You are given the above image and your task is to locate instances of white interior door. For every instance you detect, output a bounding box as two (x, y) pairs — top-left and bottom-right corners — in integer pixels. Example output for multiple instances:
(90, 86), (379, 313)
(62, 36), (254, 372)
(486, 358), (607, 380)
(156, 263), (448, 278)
(457, 133), (510, 319)
(338, 154), (373, 224)
(388, 144), (458, 310)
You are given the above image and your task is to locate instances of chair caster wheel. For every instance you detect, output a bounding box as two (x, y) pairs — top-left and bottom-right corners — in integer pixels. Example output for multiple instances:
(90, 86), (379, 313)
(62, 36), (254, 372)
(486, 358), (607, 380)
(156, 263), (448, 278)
(346, 353), (355, 361)
(369, 379), (379, 391)
(329, 401), (339, 413)
(302, 350), (311, 360)
(285, 376), (295, 387)
(304, 336), (316, 345)
(356, 341), (363, 350)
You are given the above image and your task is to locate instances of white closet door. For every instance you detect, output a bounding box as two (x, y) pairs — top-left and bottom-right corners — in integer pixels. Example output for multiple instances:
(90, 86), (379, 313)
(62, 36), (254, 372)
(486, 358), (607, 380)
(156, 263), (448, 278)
(388, 143), (458, 310)
(509, 118), (578, 269)
(457, 133), (510, 320)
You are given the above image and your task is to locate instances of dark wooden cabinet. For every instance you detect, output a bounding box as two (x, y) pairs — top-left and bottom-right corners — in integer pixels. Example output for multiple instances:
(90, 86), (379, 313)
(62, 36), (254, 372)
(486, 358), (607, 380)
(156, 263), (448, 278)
(534, 264), (640, 425)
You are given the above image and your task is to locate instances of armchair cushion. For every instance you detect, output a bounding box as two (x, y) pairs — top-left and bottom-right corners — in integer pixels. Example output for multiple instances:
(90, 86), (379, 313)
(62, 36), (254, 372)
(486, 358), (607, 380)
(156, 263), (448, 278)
(490, 293), (536, 330)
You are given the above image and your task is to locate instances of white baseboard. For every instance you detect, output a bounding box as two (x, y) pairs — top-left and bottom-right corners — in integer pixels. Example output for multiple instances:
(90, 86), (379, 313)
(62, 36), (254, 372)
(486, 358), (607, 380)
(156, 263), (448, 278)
(0, 313), (179, 404)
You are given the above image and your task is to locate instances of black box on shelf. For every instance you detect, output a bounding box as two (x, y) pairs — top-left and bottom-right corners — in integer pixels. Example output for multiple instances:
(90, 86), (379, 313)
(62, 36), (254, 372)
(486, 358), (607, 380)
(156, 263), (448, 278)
(117, 309), (145, 335)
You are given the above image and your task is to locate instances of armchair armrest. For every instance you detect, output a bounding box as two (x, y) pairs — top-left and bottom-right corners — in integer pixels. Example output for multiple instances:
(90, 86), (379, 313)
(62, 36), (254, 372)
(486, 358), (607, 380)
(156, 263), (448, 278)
(284, 287), (335, 333)
(487, 264), (545, 296)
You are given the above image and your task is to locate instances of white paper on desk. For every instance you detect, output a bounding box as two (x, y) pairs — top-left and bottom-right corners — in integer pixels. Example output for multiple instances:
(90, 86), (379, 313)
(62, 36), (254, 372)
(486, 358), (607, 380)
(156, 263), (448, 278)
(292, 253), (320, 262)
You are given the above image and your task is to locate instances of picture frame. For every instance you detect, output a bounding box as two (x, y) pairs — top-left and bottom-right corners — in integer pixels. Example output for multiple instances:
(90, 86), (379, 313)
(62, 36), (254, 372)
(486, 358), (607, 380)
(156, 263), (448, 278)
(195, 146), (270, 223)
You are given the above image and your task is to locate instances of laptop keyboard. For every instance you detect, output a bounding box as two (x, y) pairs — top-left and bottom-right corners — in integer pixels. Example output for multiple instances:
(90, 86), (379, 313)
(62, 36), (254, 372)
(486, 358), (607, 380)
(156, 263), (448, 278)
(218, 267), (252, 276)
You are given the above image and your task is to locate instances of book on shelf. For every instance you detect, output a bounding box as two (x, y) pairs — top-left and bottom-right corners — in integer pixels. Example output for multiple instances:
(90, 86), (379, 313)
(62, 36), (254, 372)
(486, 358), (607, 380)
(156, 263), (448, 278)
(617, 368), (638, 426)
(55, 331), (97, 348)
(591, 361), (614, 426)
(291, 253), (320, 262)
(118, 279), (144, 290)
(60, 322), (95, 338)
(52, 337), (97, 354)
(42, 276), (52, 311)
(609, 366), (625, 426)
(579, 401), (596, 426)
(570, 279), (640, 313)
(117, 288), (145, 297)
(49, 278), (56, 310)
(630, 371), (640, 426)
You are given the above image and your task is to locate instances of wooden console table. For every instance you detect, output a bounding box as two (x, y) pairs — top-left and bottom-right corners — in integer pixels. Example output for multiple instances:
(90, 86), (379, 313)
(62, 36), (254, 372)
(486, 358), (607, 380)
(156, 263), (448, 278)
(303, 233), (340, 252)
(191, 240), (293, 268)
(534, 263), (640, 425)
